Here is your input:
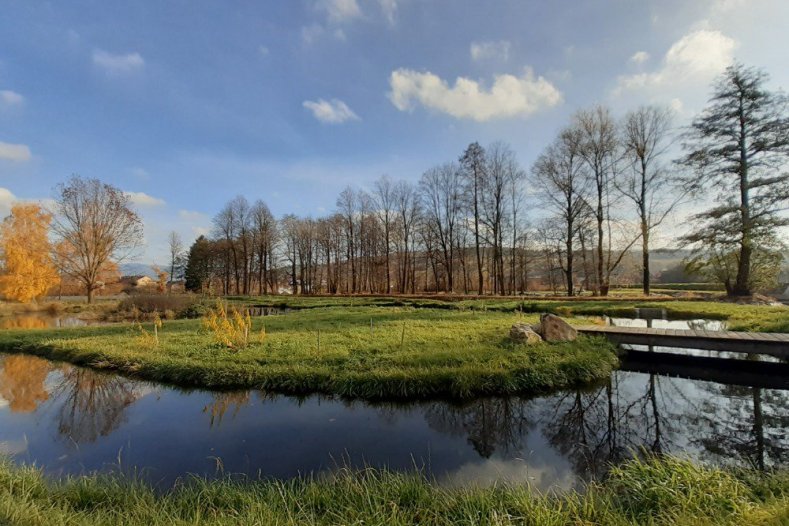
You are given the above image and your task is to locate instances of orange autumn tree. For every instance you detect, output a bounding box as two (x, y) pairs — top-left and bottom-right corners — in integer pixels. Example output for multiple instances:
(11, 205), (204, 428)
(0, 204), (60, 302)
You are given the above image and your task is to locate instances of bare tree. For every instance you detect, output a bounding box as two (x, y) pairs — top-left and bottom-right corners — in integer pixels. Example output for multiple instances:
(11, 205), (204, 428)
(50, 176), (143, 303)
(336, 187), (358, 293)
(393, 180), (420, 294)
(619, 105), (679, 295)
(251, 200), (277, 295)
(483, 142), (519, 295)
(532, 127), (588, 296)
(166, 231), (185, 292)
(576, 106), (637, 295)
(420, 163), (462, 292)
(459, 142), (487, 294)
(373, 175), (396, 293)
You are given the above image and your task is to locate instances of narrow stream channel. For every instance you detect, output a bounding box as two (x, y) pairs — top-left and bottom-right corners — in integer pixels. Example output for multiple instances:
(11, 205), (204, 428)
(0, 325), (786, 491)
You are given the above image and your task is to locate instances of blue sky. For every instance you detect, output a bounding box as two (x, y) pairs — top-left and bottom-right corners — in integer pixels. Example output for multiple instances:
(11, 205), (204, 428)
(0, 0), (787, 264)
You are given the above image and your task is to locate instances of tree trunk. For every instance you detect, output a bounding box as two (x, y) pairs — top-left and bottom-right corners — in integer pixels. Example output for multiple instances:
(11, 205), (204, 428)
(642, 223), (650, 296)
(733, 100), (752, 296)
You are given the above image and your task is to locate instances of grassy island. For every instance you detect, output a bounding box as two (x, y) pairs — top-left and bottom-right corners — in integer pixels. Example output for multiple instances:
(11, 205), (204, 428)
(0, 306), (618, 400)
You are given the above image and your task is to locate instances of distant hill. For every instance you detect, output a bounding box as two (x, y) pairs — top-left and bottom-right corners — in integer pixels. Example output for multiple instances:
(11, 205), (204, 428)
(119, 262), (157, 278)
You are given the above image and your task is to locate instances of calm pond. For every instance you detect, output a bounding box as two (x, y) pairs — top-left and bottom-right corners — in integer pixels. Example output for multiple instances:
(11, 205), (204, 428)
(0, 315), (786, 491)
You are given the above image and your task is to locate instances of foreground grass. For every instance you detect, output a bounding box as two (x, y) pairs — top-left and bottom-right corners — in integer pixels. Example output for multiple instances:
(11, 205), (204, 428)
(0, 457), (786, 525)
(0, 307), (617, 399)
(241, 295), (789, 332)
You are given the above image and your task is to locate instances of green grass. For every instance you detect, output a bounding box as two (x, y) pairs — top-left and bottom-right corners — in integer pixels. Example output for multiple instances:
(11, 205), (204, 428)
(239, 295), (789, 332)
(0, 457), (785, 525)
(0, 307), (618, 400)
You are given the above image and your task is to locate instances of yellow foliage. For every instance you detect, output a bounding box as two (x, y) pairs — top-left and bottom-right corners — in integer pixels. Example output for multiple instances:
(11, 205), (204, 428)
(202, 301), (252, 349)
(0, 354), (51, 412)
(152, 266), (168, 294)
(0, 204), (60, 302)
(135, 311), (163, 349)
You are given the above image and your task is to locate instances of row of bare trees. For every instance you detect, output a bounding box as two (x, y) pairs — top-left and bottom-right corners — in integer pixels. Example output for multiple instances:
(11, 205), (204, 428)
(533, 104), (679, 296)
(182, 64), (788, 298)
(185, 141), (545, 296)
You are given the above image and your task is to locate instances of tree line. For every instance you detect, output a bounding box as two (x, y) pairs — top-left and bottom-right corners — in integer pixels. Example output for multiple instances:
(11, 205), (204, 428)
(182, 64), (788, 298)
(0, 63), (785, 303)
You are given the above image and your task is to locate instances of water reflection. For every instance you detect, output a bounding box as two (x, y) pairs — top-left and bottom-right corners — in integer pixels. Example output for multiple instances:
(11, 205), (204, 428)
(0, 314), (95, 329)
(424, 398), (533, 458)
(0, 354), (51, 412)
(52, 368), (140, 444)
(203, 391), (251, 428)
(0, 352), (785, 489)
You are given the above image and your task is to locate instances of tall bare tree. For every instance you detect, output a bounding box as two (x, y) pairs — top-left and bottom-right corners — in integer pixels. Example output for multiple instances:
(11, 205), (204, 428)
(533, 127), (588, 296)
(373, 175), (396, 293)
(251, 200), (277, 295)
(50, 176), (143, 303)
(576, 106), (635, 295)
(166, 231), (185, 292)
(393, 180), (420, 293)
(420, 163), (462, 292)
(619, 105), (678, 295)
(459, 142), (487, 294)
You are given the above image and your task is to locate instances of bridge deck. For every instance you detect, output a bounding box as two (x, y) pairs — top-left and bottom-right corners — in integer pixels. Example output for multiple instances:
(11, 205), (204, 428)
(578, 326), (789, 359)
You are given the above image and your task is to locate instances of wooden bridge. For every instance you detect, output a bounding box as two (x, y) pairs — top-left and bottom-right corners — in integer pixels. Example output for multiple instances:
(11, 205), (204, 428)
(578, 326), (789, 360)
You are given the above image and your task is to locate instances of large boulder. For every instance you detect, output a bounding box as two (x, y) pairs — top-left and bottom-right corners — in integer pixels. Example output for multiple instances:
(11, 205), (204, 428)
(510, 323), (543, 345)
(538, 313), (577, 342)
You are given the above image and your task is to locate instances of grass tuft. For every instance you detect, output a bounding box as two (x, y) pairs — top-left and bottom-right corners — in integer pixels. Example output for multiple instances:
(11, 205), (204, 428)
(0, 457), (785, 525)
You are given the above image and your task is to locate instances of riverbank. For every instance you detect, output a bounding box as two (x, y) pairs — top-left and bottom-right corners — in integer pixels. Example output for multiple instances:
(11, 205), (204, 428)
(236, 295), (789, 332)
(0, 457), (785, 525)
(0, 307), (618, 400)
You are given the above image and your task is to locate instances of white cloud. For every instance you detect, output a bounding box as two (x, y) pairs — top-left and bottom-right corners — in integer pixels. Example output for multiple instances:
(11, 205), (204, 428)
(129, 167), (150, 180)
(125, 191), (165, 207)
(0, 187), (17, 218)
(316, 0), (361, 23)
(379, 0), (397, 25)
(614, 29), (736, 96)
(179, 209), (208, 221)
(92, 49), (145, 74)
(259, 45), (269, 56)
(178, 210), (211, 238)
(629, 51), (650, 64)
(710, 0), (747, 13)
(301, 24), (325, 44)
(0, 142), (31, 162)
(470, 40), (511, 62)
(388, 68), (562, 121)
(0, 90), (23, 107)
(303, 98), (360, 123)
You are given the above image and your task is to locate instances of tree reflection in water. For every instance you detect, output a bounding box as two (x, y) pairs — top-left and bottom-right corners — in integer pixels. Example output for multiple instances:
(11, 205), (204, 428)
(203, 391), (251, 428)
(0, 316), (49, 330)
(52, 367), (140, 443)
(693, 383), (789, 470)
(538, 373), (691, 482)
(0, 354), (53, 412)
(423, 398), (533, 458)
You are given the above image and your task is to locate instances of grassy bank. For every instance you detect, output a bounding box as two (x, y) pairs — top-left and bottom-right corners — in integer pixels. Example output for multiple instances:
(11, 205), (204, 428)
(0, 457), (786, 525)
(239, 295), (789, 332)
(0, 307), (617, 400)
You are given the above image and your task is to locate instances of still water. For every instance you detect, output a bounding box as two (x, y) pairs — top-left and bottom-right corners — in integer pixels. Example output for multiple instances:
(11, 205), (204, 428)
(0, 314), (99, 329)
(0, 349), (785, 491)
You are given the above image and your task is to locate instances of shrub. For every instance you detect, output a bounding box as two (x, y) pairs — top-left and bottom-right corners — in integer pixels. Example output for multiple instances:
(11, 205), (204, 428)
(202, 301), (253, 349)
(118, 294), (198, 318)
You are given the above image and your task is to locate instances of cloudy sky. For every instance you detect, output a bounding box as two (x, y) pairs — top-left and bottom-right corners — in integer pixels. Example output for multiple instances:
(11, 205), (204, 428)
(0, 0), (787, 263)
